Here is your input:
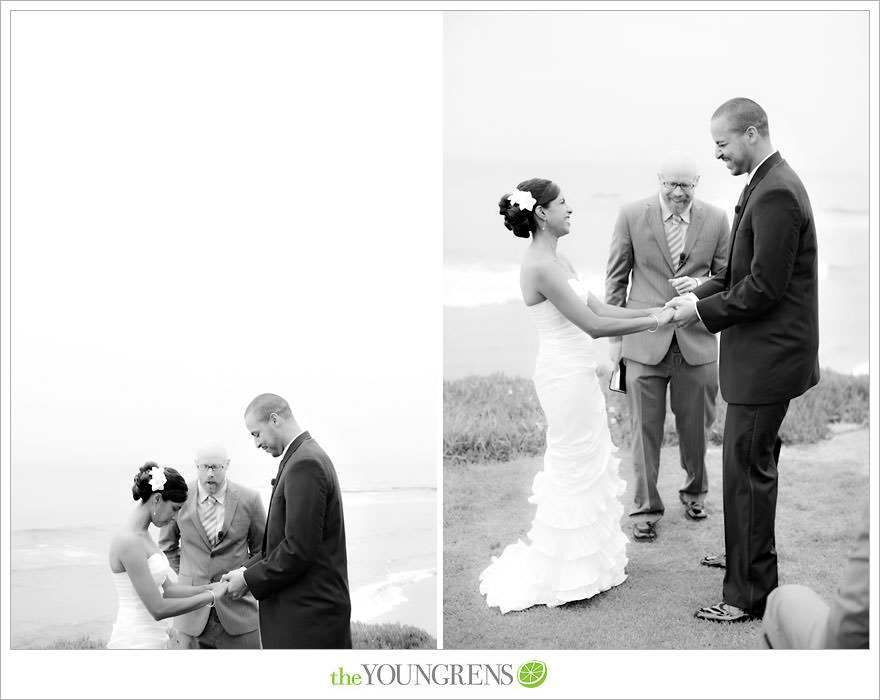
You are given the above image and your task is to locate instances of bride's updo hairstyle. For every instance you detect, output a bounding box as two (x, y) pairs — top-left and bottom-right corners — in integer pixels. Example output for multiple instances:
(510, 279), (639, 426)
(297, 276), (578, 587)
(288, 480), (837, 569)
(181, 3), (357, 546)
(498, 178), (561, 238)
(131, 462), (188, 503)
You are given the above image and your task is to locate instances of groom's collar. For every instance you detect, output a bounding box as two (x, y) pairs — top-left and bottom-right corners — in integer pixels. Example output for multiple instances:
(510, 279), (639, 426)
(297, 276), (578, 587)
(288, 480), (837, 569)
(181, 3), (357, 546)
(271, 431), (310, 486)
(746, 150), (779, 185)
(278, 430), (310, 467)
(282, 429), (308, 459)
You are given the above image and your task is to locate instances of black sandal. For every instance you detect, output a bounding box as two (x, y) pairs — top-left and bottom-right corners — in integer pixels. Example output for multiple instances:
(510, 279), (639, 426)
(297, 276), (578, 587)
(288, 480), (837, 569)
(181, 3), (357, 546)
(694, 602), (755, 623)
(632, 522), (656, 541)
(700, 553), (726, 568)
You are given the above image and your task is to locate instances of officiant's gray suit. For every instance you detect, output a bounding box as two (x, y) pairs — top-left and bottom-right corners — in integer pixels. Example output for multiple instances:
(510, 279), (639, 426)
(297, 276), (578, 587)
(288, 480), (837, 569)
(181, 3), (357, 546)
(606, 195), (729, 526)
(160, 480), (265, 647)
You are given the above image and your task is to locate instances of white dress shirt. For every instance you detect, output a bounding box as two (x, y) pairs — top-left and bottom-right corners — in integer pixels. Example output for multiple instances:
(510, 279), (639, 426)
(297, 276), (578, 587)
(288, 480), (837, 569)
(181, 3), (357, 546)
(746, 151), (776, 185)
(282, 429), (307, 460)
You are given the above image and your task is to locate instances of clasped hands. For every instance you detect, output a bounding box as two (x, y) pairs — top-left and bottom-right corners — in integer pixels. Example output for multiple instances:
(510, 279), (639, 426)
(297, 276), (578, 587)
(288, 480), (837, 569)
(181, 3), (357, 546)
(663, 292), (701, 328)
(206, 580), (230, 602)
(217, 568), (249, 600)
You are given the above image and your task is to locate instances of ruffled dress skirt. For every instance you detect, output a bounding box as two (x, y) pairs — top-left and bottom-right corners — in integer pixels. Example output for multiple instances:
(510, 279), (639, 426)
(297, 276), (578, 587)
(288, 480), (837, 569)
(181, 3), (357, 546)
(479, 287), (629, 613)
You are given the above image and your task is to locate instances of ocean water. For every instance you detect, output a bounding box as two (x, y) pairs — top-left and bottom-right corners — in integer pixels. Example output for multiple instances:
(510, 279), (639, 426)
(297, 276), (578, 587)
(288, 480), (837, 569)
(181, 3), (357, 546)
(9, 487), (436, 647)
(445, 158), (870, 378)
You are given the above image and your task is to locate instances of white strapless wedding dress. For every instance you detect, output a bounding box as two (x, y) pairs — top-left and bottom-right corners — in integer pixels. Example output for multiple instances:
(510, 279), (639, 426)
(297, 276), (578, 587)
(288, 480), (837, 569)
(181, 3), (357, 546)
(107, 551), (178, 649)
(479, 278), (629, 613)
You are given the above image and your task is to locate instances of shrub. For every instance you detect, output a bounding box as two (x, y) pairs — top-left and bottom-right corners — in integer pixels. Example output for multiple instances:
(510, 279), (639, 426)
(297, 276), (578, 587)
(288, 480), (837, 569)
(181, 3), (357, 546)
(351, 621), (436, 649)
(444, 368), (868, 464)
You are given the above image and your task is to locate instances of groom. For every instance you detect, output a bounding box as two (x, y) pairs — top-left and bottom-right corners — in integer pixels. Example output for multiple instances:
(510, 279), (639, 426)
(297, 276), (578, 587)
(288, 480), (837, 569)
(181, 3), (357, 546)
(669, 97), (819, 622)
(223, 393), (352, 648)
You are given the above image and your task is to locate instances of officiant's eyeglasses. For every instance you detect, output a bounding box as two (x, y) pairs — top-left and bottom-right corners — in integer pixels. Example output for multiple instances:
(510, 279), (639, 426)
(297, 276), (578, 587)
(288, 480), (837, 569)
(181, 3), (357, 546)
(662, 180), (696, 191)
(197, 464), (226, 472)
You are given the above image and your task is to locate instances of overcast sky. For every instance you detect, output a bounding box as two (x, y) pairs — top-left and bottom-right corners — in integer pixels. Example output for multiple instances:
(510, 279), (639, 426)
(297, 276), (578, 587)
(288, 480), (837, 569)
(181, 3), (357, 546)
(446, 10), (868, 179)
(1, 4), (877, 700)
(6, 10), (441, 495)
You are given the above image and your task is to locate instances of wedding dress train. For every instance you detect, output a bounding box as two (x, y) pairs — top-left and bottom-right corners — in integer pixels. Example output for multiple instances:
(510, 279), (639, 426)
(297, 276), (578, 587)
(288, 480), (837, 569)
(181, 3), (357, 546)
(479, 278), (629, 613)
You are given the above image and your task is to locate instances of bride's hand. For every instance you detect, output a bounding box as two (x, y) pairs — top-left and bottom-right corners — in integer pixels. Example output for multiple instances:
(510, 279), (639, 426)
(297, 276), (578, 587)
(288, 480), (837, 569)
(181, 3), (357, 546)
(656, 307), (676, 327)
(208, 581), (229, 601)
(646, 306), (673, 329)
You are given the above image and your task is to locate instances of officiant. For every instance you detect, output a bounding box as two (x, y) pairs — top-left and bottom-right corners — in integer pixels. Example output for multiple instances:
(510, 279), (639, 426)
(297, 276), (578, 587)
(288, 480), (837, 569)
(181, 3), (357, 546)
(604, 153), (730, 542)
(160, 441), (266, 648)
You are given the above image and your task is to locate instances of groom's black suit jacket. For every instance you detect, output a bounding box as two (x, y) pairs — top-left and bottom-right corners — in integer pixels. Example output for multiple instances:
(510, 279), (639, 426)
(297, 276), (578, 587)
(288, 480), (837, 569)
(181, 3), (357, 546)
(694, 151), (820, 404)
(243, 431), (352, 648)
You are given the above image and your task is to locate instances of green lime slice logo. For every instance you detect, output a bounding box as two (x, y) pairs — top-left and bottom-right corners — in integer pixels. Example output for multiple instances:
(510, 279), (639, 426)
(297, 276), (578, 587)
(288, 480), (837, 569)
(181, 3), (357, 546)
(517, 660), (547, 688)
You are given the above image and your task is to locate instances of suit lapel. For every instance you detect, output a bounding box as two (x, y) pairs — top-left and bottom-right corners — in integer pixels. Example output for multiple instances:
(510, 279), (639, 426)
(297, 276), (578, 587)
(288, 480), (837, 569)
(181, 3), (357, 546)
(682, 203), (705, 261)
(730, 151), (783, 235)
(646, 200), (675, 271)
(220, 483), (239, 543)
(729, 183), (750, 236)
(261, 431), (312, 554)
(186, 480), (212, 549)
(725, 151), (784, 282)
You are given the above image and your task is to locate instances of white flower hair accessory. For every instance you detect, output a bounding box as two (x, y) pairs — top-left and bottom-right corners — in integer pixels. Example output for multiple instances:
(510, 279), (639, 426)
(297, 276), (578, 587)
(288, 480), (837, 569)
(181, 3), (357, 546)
(508, 188), (536, 211)
(148, 466), (167, 492)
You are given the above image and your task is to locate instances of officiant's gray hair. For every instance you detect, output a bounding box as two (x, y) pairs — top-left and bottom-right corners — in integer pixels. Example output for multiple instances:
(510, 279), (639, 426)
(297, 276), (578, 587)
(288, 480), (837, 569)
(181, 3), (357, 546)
(245, 393), (294, 422)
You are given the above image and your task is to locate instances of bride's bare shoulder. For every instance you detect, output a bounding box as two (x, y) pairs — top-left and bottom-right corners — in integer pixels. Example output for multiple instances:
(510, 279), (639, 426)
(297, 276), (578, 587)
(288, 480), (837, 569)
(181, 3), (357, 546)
(521, 254), (564, 285)
(521, 251), (558, 275)
(110, 529), (142, 556)
(521, 255), (566, 306)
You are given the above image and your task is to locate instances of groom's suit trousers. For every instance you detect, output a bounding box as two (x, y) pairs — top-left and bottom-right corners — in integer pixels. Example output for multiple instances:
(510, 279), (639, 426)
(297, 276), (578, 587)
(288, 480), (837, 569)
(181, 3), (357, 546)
(695, 152), (820, 615)
(721, 401), (787, 613)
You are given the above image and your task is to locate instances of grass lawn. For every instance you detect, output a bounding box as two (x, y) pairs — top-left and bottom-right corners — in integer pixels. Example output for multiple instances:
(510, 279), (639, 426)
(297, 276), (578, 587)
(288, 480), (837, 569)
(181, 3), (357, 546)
(443, 426), (868, 649)
(26, 621), (436, 650)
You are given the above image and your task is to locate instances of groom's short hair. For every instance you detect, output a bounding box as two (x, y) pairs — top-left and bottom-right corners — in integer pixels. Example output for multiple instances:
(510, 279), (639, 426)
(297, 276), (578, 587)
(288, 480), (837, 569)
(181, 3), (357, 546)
(713, 97), (770, 138)
(245, 393), (293, 422)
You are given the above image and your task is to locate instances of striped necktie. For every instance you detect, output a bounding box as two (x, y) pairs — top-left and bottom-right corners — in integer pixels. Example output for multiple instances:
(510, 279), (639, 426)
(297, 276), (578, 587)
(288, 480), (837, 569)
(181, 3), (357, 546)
(201, 496), (222, 545)
(666, 214), (684, 265)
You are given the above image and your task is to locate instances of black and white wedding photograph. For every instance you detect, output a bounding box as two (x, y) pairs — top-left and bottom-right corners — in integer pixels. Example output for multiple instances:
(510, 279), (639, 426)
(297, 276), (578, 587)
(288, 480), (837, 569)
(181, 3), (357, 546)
(2, 2), (878, 700)
(1, 1), (440, 677)
(443, 8), (872, 657)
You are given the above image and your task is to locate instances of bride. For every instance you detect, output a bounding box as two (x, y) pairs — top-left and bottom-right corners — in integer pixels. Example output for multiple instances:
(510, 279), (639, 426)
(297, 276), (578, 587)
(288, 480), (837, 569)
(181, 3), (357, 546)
(479, 178), (674, 614)
(107, 463), (229, 648)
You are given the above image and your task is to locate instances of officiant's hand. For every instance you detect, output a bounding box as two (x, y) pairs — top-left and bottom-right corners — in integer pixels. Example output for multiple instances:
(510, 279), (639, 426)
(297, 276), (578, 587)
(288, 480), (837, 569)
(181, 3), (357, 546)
(668, 276), (698, 295)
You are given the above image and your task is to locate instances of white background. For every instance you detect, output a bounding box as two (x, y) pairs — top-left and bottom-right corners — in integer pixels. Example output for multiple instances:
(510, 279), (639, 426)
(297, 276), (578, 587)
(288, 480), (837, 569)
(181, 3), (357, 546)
(2, 2), (879, 700)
